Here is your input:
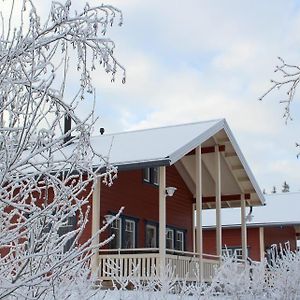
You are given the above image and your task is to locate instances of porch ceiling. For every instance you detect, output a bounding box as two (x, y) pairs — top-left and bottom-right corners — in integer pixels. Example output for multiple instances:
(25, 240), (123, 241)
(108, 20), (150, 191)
(175, 129), (262, 209)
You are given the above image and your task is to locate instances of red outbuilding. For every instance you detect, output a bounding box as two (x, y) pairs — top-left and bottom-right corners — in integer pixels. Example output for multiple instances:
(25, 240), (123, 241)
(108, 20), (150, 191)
(202, 192), (300, 262)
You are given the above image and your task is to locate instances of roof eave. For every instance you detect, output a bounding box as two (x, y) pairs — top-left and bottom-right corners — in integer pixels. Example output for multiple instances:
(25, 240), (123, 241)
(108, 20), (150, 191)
(222, 120), (266, 206)
(95, 158), (171, 173)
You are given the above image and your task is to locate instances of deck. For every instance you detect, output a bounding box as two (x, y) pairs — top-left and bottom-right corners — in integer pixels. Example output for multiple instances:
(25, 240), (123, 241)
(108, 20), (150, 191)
(98, 248), (220, 282)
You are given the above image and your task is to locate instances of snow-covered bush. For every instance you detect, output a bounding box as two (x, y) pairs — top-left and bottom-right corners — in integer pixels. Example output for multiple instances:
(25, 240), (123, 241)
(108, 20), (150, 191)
(0, 0), (124, 298)
(92, 248), (300, 300)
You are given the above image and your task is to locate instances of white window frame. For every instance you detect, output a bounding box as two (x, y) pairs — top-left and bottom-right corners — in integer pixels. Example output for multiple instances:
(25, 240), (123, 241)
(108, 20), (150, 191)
(222, 247), (246, 260)
(234, 248), (244, 260)
(166, 228), (174, 249)
(146, 224), (157, 248)
(176, 231), (184, 251)
(111, 218), (122, 249)
(124, 219), (135, 249)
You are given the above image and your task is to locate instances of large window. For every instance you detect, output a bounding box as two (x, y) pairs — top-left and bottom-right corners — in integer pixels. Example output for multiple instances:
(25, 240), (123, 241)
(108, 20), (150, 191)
(109, 215), (138, 249)
(58, 215), (77, 252)
(124, 219), (135, 249)
(110, 218), (122, 249)
(143, 167), (159, 186)
(166, 228), (174, 249)
(175, 231), (184, 251)
(145, 224), (157, 248)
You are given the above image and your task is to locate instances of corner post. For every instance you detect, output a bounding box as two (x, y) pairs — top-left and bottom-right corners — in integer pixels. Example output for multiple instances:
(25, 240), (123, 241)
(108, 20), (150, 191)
(91, 176), (101, 275)
(241, 194), (247, 260)
(196, 146), (203, 280)
(259, 227), (265, 261)
(159, 166), (166, 277)
(192, 203), (196, 253)
(215, 145), (222, 257)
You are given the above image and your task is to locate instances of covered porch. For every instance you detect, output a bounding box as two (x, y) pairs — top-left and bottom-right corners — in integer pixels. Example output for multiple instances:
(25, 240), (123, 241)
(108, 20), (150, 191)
(98, 249), (219, 282)
(89, 120), (265, 282)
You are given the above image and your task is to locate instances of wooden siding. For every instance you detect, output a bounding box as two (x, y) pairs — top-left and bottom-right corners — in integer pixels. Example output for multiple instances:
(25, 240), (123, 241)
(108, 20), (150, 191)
(203, 225), (298, 261)
(81, 165), (194, 251)
(202, 227), (261, 261)
(264, 226), (297, 251)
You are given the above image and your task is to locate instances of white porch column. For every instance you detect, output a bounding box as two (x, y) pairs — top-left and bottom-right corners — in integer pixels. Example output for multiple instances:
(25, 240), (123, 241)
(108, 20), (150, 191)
(241, 194), (247, 261)
(259, 227), (265, 261)
(192, 203), (196, 253)
(91, 177), (101, 275)
(215, 145), (222, 257)
(159, 166), (166, 276)
(195, 146), (203, 280)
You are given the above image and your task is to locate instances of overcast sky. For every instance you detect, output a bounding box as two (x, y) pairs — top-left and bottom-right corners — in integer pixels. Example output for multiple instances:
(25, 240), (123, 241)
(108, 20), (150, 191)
(93, 0), (300, 193)
(4, 0), (300, 193)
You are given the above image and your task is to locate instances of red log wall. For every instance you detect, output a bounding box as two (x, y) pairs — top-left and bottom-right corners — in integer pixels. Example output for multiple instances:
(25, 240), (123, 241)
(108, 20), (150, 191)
(264, 226), (297, 251)
(80, 166), (194, 251)
(203, 225), (297, 261)
(203, 227), (261, 261)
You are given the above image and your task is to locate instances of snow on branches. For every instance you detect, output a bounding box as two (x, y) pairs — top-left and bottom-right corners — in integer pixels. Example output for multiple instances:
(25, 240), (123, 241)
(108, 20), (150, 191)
(0, 0), (124, 298)
(259, 57), (300, 122)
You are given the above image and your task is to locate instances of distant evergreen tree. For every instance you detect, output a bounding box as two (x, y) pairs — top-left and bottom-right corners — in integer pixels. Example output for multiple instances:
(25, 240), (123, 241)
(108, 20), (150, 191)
(282, 181), (290, 193)
(271, 186), (277, 193)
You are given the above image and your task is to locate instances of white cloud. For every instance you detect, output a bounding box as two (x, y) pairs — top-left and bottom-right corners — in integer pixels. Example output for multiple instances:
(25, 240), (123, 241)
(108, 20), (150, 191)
(2, 0), (300, 191)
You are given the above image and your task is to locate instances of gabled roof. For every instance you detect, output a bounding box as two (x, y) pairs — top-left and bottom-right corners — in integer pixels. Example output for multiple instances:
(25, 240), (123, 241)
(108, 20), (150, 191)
(91, 119), (223, 167)
(203, 192), (300, 228)
(91, 118), (265, 206)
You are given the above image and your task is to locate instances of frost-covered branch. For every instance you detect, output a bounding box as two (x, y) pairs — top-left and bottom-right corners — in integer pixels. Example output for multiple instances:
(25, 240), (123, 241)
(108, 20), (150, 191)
(259, 57), (300, 122)
(0, 0), (124, 298)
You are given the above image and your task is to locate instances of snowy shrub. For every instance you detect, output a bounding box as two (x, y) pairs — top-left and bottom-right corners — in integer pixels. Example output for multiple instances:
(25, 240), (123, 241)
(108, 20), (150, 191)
(92, 249), (300, 300)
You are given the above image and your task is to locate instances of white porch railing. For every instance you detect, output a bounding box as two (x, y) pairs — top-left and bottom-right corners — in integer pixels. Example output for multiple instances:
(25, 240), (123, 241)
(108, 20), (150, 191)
(98, 248), (220, 282)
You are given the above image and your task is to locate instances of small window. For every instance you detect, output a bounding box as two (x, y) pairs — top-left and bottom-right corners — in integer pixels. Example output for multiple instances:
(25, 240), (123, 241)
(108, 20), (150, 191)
(143, 167), (159, 185)
(146, 224), (157, 248)
(175, 231), (184, 251)
(166, 228), (174, 249)
(111, 218), (122, 249)
(222, 247), (246, 260)
(124, 219), (135, 249)
(234, 248), (244, 260)
(222, 248), (233, 257)
(152, 167), (159, 185)
(143, 168), (150, 182)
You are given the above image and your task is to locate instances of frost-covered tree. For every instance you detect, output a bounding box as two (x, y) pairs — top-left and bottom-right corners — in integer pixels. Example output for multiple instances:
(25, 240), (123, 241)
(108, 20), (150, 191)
(260, 57), (300, 122)
(282, 181), (290, 193)
(0, 0), (124, 298)
(260, 57), (300, 156)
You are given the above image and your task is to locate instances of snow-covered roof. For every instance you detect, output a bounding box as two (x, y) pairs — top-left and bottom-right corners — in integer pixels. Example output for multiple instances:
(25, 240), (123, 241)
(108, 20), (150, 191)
(90, 118), (265, 206)
(91, 119), (223, 168)
(203, 192), (300, 228)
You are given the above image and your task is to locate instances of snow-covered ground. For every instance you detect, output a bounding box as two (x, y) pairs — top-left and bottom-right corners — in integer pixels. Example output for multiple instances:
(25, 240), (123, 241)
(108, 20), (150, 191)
(64, 249), (300, 300)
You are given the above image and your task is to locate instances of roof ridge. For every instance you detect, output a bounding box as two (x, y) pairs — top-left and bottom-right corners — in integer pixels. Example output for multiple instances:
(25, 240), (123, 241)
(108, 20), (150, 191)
(91, 118), (224, 138)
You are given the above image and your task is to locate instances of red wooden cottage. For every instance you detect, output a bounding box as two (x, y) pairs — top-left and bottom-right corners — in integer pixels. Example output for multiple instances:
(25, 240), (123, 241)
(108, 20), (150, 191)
(84, 119), (265, 281)
(202, 192), (300, 262)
